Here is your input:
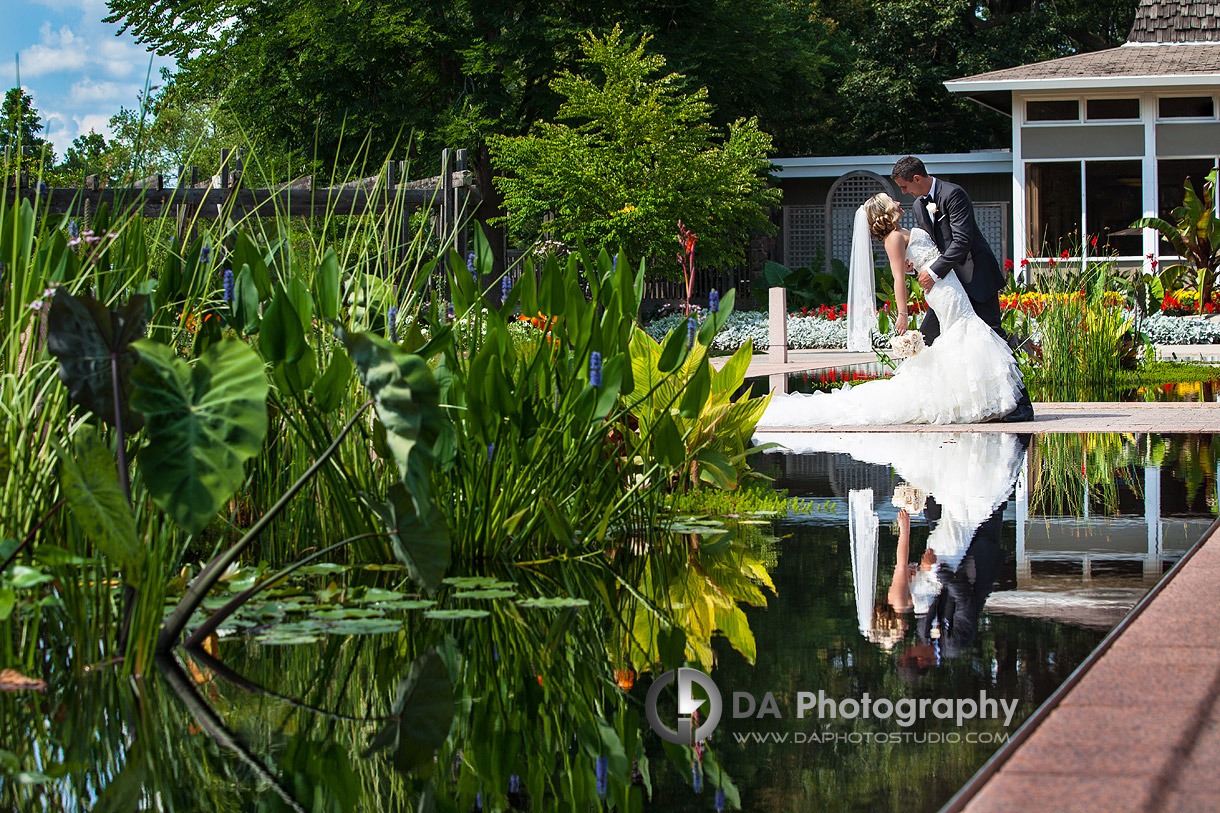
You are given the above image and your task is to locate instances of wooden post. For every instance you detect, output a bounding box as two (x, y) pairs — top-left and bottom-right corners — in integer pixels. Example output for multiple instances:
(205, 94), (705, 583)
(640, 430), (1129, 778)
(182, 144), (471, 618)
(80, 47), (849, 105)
(438, 148), (453, 248)
(217, 149), (230, 220)
(768, 286), (788, 364)
(454, 148), (469, 261)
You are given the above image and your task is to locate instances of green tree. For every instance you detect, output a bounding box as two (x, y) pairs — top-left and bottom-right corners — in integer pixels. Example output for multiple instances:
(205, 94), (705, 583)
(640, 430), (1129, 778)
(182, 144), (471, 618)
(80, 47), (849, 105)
(817, 0), (1141, 154)
(1, 87), (55, 178)
(489, 27), (779, 273)
(56, 131), (121, 186)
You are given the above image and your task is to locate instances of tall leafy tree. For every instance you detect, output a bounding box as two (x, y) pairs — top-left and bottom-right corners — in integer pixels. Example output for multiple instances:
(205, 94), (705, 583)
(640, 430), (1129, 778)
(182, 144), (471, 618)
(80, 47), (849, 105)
(1, 88), (55, 177)
(818, 0), (1141, 155)
(490, 27), (779, 273)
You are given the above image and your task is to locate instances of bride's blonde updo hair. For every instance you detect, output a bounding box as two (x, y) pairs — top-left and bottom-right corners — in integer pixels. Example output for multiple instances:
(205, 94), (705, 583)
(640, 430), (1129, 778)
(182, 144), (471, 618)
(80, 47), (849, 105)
(863, 193), (902, 241)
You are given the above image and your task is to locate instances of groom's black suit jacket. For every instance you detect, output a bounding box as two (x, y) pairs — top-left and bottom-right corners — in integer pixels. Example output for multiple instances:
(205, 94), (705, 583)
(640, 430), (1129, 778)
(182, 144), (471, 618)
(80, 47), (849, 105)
(915, 179), (1005, 303)
(914, 179), (1007, 343)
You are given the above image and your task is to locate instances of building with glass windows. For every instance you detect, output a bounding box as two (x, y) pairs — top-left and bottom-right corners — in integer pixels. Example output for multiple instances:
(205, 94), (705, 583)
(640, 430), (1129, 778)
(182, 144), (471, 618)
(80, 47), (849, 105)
(769, 1), (1219, 279)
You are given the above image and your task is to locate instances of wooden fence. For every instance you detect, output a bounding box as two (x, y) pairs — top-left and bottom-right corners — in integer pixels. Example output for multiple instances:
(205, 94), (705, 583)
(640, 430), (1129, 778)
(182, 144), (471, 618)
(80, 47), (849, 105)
(9, 147), (480, 256)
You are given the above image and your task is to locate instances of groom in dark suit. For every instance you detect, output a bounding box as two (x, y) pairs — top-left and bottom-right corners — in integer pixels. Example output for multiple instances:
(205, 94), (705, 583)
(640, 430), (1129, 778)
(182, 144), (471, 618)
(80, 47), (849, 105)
(891, 156), (1034, 422)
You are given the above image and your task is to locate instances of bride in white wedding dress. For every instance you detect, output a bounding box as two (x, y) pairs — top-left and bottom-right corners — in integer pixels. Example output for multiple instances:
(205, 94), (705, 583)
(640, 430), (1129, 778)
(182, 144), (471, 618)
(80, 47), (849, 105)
(760, 193), (1024, 427)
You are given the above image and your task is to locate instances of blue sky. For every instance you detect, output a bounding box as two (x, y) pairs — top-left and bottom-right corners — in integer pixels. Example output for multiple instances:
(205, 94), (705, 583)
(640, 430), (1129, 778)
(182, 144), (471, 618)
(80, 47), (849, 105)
(2, 0), (174, 157)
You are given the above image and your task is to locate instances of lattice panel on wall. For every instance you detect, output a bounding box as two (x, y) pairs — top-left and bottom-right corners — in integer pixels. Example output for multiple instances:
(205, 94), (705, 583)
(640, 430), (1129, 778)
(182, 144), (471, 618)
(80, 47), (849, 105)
(827, 173), (891, 270)
(974, 203), (1009, 262)
(784, 205), (825, 270)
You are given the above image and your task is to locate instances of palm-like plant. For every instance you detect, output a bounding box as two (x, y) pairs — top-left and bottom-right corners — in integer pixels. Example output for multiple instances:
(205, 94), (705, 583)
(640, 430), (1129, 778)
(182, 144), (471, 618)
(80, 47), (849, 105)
(1134, 168), (1220, 314)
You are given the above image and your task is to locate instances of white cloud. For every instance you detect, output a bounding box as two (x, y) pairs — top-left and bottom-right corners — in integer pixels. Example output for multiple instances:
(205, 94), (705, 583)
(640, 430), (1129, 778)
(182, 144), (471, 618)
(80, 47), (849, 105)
(19, 12), (163, 80)
(68, 78), (143, 105)
(20, 24), (88, 78)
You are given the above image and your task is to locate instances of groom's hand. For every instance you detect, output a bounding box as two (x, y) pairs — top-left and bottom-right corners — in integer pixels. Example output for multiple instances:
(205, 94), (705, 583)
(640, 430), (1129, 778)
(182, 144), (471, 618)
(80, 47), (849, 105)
(917, 268), (937, 293)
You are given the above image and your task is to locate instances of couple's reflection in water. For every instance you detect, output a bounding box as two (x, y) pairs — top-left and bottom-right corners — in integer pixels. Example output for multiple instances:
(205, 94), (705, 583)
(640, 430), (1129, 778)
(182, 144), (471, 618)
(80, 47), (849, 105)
(767, 431), (1030, 680)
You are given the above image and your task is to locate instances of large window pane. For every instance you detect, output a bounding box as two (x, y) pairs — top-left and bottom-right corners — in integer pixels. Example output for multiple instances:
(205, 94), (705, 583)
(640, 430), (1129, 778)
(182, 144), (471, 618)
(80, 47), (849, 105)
(1086, 160), (1143, 256)
(1159, 96), (1215, 119)
(1027, 99), (1079, 122)
(1157, 158), (1219, 255)
(1027, 162), (1081, 256)
(1086, 98), (1140, 120)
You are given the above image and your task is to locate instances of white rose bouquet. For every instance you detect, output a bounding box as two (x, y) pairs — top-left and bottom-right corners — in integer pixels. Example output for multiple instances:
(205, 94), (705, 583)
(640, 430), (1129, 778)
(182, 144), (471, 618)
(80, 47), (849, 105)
(892, 483), (927, 515)
(890, 330), (925, 358)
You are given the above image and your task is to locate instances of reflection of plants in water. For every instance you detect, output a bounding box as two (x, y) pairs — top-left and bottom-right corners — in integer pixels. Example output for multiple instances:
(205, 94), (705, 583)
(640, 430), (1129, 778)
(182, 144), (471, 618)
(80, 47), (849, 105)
(1, 539), (770, 810)
(1029, 433), (1142, 517)
(1154, 434), (1219, 512)
(621, 527), (776, 673)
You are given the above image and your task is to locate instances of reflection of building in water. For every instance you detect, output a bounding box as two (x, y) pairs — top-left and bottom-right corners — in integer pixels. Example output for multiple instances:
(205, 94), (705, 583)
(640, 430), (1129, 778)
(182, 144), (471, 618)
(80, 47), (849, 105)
(762, 435), (1218, 631)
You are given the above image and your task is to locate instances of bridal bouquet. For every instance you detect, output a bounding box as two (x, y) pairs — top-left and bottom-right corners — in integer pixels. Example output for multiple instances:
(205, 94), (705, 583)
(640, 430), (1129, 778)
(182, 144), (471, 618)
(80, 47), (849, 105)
(890, 330), (925, 358)
(892, 483), (927, 515)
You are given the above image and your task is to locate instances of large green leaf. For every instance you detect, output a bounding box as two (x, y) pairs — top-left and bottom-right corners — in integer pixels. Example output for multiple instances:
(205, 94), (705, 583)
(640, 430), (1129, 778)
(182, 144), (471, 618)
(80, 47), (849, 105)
(130, 338), (270, 535)
(338, 328), (444, 512)
(55, 430), (141, 583)
(258, 291), (306, 363)
(313, 248), (340, 321)
(369, 484), (451, 593)
(46, 289), (148, 429)
(363, 649), (454, 774)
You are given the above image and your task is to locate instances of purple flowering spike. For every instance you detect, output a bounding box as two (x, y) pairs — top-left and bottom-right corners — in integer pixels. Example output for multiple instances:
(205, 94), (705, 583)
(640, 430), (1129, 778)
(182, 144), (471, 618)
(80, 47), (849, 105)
(715, 787), (726, 811)
(709, 289), (720, 314)
(501, 275), (511, 304)
(596, 756), (609, 799)
(487, 443), (495, 462)
(467, 252), (477, 280)
(388, 305), (398, 342)
(68, 221), (78, 239)
(223, 269), (234, 303)
(509, 774), (520, 793)
(687, 317), (696, 348)
(201, 245), (212, 266)
(692, 761), (703, 793)
(589, 351), (602, 387)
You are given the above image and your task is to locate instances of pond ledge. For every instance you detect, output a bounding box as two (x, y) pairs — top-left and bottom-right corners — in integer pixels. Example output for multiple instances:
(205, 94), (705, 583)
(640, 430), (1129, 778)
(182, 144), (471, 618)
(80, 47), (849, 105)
(945, 517), (1220, 812)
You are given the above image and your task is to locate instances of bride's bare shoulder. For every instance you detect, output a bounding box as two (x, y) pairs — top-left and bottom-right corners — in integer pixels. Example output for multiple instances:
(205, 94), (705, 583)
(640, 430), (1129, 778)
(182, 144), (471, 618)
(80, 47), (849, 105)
(885, 229), (910, 248)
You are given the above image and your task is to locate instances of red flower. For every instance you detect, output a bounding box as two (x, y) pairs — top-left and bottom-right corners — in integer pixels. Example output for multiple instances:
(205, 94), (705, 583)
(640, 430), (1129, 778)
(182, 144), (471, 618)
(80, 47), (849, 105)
(1151, 259), (1158, 270)
(1048, 258), (1057, 268)
(1090, 235), (1099, 248)
(1004, 258), (1014, 271)
(1060, 249), (1070, 260)
(1020, 258), (1029, 268)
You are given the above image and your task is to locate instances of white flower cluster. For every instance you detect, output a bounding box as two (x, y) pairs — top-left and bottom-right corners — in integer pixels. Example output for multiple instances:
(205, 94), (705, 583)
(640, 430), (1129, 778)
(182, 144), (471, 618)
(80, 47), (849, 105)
(641, 311), (854, 351)
(891, 483), (927, 515)
(1138, 312), (1220, 345)
(889, 330), (925, 358)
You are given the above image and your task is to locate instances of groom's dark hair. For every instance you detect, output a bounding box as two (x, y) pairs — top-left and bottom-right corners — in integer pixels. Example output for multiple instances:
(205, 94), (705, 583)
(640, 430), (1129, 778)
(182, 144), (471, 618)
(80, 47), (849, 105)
(892, 156), (927, 181)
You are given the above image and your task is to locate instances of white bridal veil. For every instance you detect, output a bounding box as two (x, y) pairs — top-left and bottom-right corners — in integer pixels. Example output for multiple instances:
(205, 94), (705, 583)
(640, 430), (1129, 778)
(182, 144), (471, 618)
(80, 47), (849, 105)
(845, 205), (877, 352)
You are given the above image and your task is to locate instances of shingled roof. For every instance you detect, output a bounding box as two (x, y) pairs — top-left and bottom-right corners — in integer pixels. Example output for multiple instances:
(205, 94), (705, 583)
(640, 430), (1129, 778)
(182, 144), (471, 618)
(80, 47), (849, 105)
(1129, 1), (1220, 44)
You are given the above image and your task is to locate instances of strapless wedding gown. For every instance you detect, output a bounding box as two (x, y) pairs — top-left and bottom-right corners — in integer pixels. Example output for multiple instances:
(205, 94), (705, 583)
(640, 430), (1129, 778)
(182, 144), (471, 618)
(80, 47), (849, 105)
(759, 228), (1023, 426)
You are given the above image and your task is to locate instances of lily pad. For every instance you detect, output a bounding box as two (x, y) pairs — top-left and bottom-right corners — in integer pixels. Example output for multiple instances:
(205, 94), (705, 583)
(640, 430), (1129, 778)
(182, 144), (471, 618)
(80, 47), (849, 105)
(423, 609), (491, 620)
(515, 597), (591, 609)
(363, 564), (408, 572)
(299, 563), (349, 576)
(452, 589), (516, 600)
(328, 618), (404, 635)
(355, 588), (405, 603)
(312, 608), (385, 620)
(257, 634), (323, 646)
(442, 576), (516, 590)
(377, 599), (437, 611)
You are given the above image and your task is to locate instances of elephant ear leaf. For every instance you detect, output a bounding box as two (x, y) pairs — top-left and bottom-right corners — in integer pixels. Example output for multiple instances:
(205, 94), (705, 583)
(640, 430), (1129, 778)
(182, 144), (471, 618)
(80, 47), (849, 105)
(337, 328), (444, 513)
(130, 338), (269, 535)
(54, 430), (142, 585)
(46, 288), (148, 430)
(368, 483), (450, 593)
(363, 649), (453, 774)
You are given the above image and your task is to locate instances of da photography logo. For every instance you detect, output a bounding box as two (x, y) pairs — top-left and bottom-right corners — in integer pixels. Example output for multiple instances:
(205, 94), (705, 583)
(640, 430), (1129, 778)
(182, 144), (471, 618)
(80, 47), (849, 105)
(645, 668), (723, 745)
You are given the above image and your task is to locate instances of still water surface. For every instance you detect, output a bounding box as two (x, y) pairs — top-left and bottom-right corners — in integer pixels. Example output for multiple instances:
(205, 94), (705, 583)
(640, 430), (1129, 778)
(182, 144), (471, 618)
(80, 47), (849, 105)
(3, 433), (1214, 811)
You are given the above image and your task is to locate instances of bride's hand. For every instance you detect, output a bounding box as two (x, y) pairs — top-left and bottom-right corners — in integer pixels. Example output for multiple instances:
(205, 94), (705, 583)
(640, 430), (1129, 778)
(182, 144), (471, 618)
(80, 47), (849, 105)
(896, 312), (909, 334)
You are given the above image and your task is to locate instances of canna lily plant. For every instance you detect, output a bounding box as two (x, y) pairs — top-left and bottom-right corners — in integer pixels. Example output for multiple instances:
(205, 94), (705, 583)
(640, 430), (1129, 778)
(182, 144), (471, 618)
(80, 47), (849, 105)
(1134, 168), (1220, 314)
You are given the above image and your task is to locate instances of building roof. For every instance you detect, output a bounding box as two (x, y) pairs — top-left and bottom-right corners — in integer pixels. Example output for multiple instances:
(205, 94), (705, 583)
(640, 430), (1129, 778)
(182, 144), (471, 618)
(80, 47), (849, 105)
(1129, 0), (1220, 44)
(947, 42), (1220, 90)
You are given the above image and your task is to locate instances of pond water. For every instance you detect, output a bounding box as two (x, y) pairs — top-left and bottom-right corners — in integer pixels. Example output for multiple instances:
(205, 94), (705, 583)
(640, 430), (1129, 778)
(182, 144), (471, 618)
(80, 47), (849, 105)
(3, 433), (1215, 811)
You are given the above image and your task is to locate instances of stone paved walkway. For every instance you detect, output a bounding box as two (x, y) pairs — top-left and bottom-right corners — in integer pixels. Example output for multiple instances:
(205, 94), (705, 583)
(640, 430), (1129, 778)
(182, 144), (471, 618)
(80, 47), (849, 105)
(956, 521), (1220, 812)
(738, 345), (1220, 434)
